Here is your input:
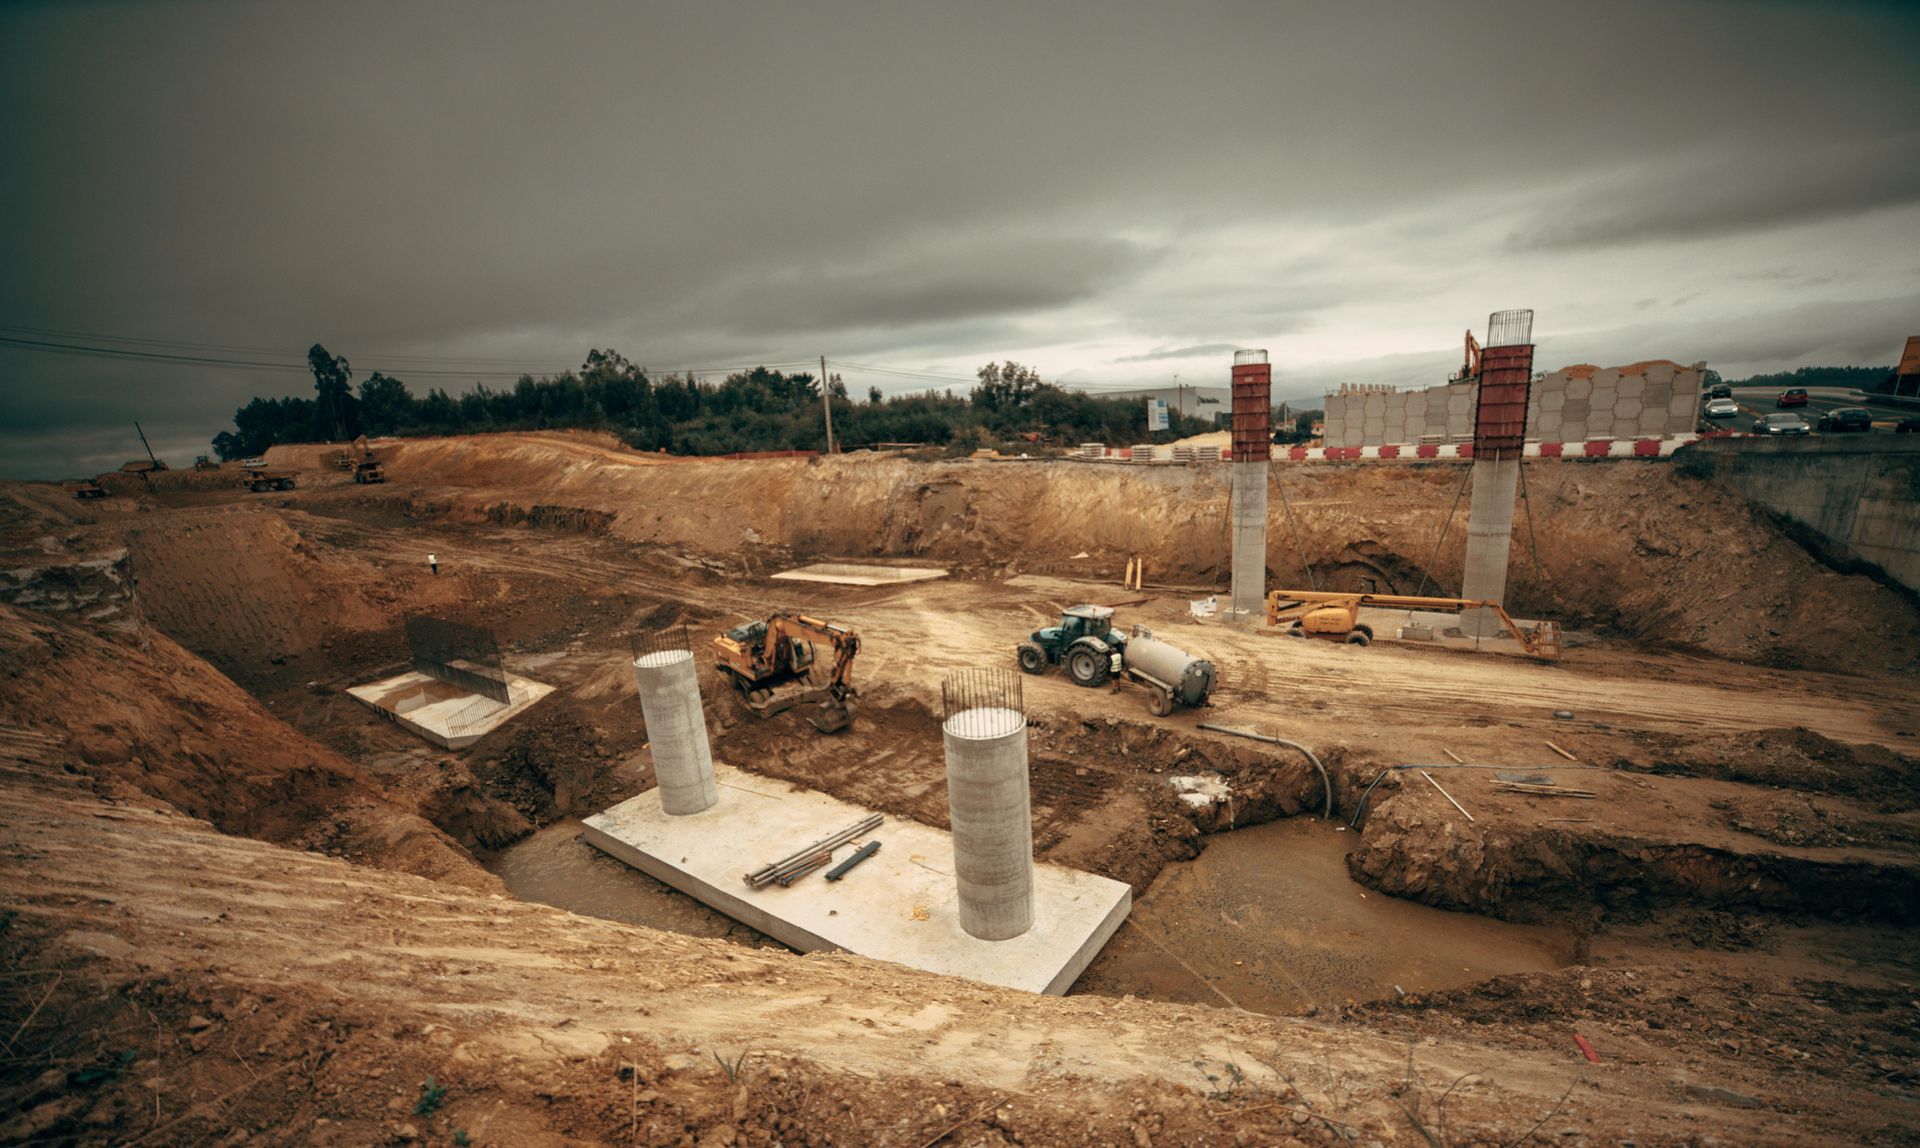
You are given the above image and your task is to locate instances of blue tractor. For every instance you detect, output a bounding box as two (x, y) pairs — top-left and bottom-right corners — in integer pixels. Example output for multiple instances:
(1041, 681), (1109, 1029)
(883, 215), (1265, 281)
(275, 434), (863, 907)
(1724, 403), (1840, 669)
(1016, 604), (1128, 687)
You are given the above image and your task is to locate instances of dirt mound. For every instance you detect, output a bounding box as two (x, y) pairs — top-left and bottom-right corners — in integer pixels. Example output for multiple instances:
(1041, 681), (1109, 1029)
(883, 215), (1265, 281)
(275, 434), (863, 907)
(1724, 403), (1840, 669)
(0, 602), (492, 890)
(123, 506), (462, 675)
(1618, 727), (1920, 809)
(1348, 788), (1919, 925)
(8, 768), (1889, 1147)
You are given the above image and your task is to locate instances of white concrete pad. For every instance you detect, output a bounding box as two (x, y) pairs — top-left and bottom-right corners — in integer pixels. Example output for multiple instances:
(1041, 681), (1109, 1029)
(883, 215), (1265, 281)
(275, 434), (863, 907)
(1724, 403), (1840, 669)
(582, 763), (1130, 995)
(770, 562), (949, 587)
(345, 670), (555, 749)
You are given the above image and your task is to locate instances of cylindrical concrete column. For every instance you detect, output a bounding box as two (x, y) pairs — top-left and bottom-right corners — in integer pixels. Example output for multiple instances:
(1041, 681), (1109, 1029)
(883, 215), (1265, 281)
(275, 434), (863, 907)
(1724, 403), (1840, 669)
(1460, 456), (1520, 637)
(631, 628), (718, 815)
(1230, 461), (1269, 623)
(940, 669), (1033, 941)
(1228, 349), (1272, 625)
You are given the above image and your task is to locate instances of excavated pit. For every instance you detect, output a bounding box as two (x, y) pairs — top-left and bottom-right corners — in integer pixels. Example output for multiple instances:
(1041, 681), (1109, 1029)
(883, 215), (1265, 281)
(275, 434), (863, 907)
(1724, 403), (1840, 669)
(6, 435), (1920, 1143)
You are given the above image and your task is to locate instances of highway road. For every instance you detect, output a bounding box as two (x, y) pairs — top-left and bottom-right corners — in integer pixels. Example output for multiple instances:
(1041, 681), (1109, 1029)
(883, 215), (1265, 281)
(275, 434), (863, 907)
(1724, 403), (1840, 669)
(1701, 386), (1916, 437)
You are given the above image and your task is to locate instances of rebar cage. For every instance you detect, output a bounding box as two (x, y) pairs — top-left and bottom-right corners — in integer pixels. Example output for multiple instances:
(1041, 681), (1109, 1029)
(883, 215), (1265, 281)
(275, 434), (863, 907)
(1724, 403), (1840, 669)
(941, 667), (1025, 738)
(404, 615), (511, 704)
(1485, 309), (1534, 349)
(1233, 348), (1269, 366)
(630, 624), (693, 665)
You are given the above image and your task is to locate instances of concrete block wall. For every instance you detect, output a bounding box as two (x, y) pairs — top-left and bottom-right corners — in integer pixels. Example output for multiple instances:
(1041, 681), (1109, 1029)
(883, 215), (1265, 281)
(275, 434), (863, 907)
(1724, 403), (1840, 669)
(1324, 362), (1704, 448)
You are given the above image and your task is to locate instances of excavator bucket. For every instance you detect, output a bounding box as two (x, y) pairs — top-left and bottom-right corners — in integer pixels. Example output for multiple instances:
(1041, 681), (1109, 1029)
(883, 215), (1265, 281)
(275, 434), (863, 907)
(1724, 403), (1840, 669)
(807, 700), (852, 734)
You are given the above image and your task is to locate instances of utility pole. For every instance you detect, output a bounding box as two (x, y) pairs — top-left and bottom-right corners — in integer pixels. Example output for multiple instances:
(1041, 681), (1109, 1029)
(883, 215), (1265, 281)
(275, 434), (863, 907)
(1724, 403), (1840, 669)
(1173, 375), (1185, 419)
(819, 355), (837, 454)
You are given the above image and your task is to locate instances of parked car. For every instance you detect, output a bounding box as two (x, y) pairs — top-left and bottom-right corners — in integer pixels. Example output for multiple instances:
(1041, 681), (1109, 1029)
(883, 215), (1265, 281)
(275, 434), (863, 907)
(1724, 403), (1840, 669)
(1707, 382), (1733, 400)
(1703, 397), (1740, 419)
(1776, 388), (1809, 408)
(1816, 407), (1874, 432)
(1752, 412), (1812, 436)
(1896, 416), (1920, 434)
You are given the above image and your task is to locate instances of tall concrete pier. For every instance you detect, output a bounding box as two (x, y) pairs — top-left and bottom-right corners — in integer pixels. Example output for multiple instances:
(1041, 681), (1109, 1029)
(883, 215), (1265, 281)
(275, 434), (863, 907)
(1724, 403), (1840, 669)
(1462, 310), (1535, 637)
(1228, 349), (1272, 624)
(940, 669), (1034, 941)
(631, 628), (718, 815)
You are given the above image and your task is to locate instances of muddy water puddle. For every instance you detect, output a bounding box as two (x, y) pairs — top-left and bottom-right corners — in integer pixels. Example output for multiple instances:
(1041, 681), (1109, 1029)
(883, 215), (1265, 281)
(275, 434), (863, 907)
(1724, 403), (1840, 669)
(1075, 817), (1571, 1014)
(486, 818), (778, 948)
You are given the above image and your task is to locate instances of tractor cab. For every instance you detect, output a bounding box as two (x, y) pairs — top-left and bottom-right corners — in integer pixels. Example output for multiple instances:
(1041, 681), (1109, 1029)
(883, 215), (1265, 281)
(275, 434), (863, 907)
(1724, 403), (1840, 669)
(1019, 604), (1128, 685)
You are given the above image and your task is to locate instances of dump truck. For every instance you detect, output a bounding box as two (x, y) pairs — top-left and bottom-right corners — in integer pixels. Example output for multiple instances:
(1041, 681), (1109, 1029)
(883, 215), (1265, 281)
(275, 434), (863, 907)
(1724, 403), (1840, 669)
(352, 458), (386, 484)
(70, 480), (107, 500)
(1016, 605), (1216, 716)
(241, 467), (297, 493)
(713, 613), (859, 733)
(1265, 590), (1562, 657)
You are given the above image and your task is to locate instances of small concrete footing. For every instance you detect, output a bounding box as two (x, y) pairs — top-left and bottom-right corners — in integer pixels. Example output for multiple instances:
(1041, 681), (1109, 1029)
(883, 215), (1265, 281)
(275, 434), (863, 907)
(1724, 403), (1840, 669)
(345, 671), (554, 749)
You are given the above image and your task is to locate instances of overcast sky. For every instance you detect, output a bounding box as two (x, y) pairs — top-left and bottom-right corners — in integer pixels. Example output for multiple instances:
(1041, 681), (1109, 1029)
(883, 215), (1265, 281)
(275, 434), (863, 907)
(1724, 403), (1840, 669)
(3, 0), (1916, 477)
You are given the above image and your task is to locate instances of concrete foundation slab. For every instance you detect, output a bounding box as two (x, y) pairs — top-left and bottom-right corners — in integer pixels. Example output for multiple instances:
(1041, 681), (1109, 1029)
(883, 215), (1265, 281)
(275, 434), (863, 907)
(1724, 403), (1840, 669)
(771, 563), (949, 587)
(346, 670), (555, 749)
(582, 763), (1131, 995)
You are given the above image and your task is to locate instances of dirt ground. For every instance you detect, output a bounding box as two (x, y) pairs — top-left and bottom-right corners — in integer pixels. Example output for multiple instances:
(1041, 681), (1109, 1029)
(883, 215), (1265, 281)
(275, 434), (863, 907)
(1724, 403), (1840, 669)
(3, 430), (1918, 1145)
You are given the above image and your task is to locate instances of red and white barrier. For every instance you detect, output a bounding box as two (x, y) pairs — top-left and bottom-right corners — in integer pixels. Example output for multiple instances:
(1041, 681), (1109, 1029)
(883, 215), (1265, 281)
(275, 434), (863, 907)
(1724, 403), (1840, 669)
(1275, 434), (1702, 463)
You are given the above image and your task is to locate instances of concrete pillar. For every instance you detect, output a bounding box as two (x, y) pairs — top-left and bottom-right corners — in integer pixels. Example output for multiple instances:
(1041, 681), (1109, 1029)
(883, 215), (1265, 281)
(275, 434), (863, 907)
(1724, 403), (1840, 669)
(942, 697), (1034, 941)
(1229, 460), (1268, 623)
(632, 648), (718, 815)
(1460, 456), (1520, 637)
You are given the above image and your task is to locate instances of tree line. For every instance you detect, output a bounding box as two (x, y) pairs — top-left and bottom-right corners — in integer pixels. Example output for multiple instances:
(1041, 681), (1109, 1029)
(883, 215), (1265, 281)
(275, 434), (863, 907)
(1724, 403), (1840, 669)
(210, 346), (1218, 460)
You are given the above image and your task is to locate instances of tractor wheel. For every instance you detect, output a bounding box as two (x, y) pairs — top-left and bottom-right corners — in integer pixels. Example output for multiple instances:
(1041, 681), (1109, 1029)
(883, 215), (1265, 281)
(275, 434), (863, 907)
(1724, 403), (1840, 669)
(1066, 647), (1110, 688)
(251, 481), (268, 493)
(1016, 643), (1047, 675)
(1283, 626), (1306, 638)
(1345, 630), (1372, 647)
(1146, 685), (1173, 717)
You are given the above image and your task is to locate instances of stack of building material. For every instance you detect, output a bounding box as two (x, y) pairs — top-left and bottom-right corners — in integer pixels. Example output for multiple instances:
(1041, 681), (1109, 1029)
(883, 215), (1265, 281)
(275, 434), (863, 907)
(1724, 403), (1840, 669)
(1131, 444), (1157, 463)
(1194, 445), (1221, 464)
(1077, 442), (1105, 459)
(1170, 445), (1196, 464)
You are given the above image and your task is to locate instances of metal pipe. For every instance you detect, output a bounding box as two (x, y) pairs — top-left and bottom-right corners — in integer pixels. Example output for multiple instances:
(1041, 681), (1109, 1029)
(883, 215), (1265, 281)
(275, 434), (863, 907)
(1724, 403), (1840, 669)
(824, 840), (881, 881)
(1196, 723), (1332, 820)
(745, 814), (883, 887)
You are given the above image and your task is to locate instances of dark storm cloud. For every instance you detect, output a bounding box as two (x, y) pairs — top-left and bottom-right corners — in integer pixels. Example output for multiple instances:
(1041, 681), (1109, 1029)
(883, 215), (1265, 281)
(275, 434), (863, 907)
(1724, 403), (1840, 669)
(1509, 137), (1920, 251)
(1, 0), (1917, 477)
(685, 233), (1163, 338)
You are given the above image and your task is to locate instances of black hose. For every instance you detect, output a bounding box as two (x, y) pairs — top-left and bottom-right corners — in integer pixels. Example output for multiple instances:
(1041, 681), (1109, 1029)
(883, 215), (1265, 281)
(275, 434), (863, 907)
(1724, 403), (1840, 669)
(1196, 723), (1332, 819)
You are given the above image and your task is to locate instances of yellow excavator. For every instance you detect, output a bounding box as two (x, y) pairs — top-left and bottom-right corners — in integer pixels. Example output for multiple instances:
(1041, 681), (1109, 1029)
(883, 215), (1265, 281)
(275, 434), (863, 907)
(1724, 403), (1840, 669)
(712, 613), (860, 733)
(1265, 590), (1562, 658)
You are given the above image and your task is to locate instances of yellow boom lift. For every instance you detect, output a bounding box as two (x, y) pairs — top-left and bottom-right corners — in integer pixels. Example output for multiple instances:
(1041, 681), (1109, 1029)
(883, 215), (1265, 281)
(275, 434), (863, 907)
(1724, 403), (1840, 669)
(713, 613), (860, 733)
(1266, 590), (1561, 658)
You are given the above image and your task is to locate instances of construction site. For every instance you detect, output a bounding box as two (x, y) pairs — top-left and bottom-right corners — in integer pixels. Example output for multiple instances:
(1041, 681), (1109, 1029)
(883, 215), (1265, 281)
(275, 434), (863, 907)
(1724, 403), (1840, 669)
(3, 322), (1920, 1146)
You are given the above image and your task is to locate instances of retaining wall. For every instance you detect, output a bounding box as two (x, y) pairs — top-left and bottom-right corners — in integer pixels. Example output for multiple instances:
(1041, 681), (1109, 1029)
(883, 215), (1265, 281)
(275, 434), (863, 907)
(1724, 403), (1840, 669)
(1675, 435), (1920, 594)
(1324, 361), (1705, 448)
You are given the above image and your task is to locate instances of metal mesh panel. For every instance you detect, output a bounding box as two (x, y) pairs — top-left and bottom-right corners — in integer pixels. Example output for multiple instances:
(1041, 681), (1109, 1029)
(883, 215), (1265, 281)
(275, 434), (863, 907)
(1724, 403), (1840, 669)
(941, 668), (1025, 738)
(404, 615), (510, 704)
(1485, 309), (1534, 349)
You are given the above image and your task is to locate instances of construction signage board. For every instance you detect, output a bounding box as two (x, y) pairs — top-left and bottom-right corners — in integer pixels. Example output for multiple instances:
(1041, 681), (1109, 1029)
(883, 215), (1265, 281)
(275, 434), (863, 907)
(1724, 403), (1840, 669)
(1147, 399), (1169, 431)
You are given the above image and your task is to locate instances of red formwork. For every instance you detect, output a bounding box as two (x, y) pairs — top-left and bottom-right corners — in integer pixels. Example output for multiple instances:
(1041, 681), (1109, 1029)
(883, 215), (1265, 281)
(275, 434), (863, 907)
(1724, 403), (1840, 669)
(1473, 343), (1534, 458)
(1230, 362), (1271, 462)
